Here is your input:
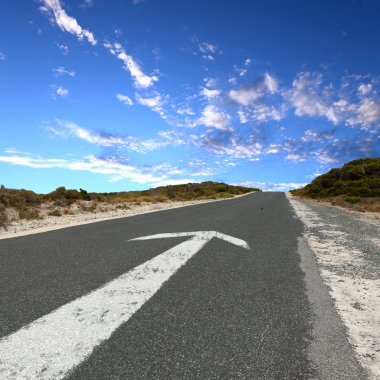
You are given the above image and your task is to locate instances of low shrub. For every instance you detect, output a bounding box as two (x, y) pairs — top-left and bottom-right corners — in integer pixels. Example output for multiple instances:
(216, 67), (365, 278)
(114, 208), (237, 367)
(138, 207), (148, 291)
(48, 209), (62, 217)
(19, 208), (41, 220)
(345, 197), (361, 204)
(0, 204), (7, 228)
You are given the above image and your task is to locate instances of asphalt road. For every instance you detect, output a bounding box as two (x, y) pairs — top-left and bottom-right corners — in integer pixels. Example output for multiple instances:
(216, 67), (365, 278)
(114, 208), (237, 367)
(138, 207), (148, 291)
(0, 192), (367, 379)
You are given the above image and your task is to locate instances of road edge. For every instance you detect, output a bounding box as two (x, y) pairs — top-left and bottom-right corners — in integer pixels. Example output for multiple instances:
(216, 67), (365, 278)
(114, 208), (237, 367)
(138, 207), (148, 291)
(296, 236), (368, 379)
(0, 192), (256, 240)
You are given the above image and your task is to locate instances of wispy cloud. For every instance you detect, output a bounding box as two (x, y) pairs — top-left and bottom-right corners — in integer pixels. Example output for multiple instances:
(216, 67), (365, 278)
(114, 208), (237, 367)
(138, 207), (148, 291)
(116, 93), (133, 106)
(198, 41), (221, 61)
(0, 152), (204, 187)
(57, 43), (69, 55)
(229, 73), (278, 106)
(0, 51), (6, 60)
(104, 41), (158, 88)
(49, 119), (184, 152)
(197, 131), (262, 158)
(80, 0), (94, 9)
(136, 94), (162, 108)
(53, 66), (76, 77)
(0, 154), (166, 184)
(40, 0), (97, 45)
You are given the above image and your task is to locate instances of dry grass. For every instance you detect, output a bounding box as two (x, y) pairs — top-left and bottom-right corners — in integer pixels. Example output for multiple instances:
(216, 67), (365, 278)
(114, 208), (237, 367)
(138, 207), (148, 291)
(0, 182), (259, 227)
(295, 195), (380, 213)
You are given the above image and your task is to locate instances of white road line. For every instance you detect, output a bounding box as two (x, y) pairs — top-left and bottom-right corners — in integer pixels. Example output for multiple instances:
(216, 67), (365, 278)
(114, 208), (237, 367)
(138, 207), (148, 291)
(0, 231), (249, 380)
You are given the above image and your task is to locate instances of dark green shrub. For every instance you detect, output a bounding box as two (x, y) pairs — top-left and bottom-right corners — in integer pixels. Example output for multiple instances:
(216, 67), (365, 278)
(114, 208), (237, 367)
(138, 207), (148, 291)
(345, 197), (361, 204)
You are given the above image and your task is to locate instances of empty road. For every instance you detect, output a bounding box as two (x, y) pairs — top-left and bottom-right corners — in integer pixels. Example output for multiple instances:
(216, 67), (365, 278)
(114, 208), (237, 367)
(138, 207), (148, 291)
(0, 192), (370, 379)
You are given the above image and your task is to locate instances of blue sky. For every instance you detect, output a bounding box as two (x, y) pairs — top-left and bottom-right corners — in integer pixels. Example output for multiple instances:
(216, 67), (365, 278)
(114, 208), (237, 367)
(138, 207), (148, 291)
(0, 0), (379, 193)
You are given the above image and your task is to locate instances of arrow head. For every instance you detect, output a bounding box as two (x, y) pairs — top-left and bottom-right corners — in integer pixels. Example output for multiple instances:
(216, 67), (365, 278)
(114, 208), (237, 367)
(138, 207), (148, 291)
(129, 231), (250, 250)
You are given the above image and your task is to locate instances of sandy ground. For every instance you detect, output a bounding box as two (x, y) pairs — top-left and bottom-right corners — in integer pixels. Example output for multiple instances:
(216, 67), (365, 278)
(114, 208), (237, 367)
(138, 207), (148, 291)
(287, 193), (380, 378)
(286, 192), (380, 226)
(0, 195), (249, 240)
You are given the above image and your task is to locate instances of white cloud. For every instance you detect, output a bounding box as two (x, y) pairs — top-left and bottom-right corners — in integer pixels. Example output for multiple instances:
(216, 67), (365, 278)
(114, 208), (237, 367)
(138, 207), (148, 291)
(53, 119), (126, 146)
(197, 134), (262, 158)
(40, 0), (97, 45)
(229, 87), (262, 106)
(229, 73), (277, 106)
(57, 43), (69, 55)
(237, 110), (249, 124)
(50, 85), (69, 98)
(301, 129), (320, 142)
(56, 86), (69, 97)
(203, 77), (217, 88)
(0, 51), (6, 60)
(116, 93), (133, 106)
(104, 41), (158, 88)
(347, 98), (380, 128)
(358, 83), (372, 96)
(198, 42), (220, 61)
(0, 154), (167, 184)
(177, 107), (195, 116)
(251, 103), (283, 122)
(199, 42), (218, 54)
(285, 154), (305, 162)
(200, 87), (221, 99)
(290, 72), (339, 124)
(80, 0), (93, 8)
(236, 181), (307, 192)
(245, 58), (252, 66)
(199, 105), (232, 131)
(203, 55), (215, 61)
(264, 73), (278, 94)
(50, 119), (182, 152)
(54, 66), (75, 77)
(4, 148), (31, 155)
(136, 94), (162, 108)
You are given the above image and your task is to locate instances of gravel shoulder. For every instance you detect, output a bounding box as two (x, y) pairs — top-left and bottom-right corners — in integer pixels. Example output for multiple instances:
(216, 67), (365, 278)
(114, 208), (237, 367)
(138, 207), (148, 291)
(287, 194), (380, 379)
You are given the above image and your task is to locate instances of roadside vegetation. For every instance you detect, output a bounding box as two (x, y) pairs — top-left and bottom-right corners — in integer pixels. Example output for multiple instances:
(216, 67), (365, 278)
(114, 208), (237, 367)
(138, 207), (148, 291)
(0, 182), (259, 228)
(290, 158), (380, 212)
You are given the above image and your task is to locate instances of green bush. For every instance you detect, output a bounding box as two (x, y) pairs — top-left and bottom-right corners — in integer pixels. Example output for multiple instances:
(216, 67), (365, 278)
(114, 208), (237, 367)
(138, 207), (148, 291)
(292, 158), (380, 198)
(345, 197), (361, 204)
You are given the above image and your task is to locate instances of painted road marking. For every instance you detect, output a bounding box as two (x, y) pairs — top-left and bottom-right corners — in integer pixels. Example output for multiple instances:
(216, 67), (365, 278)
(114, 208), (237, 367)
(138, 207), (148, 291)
(0, 231), (249, 380)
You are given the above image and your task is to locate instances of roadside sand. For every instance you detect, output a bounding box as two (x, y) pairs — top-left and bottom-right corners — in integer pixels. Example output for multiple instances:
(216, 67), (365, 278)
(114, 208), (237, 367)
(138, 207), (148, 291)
(286, 192), (380, 226)
(288, 194), (380, 378)
(0, 194), (251, 240)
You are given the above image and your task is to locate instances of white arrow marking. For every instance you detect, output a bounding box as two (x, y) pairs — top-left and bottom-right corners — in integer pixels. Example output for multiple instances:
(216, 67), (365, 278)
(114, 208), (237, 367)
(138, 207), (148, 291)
(0, 231), (249, 380)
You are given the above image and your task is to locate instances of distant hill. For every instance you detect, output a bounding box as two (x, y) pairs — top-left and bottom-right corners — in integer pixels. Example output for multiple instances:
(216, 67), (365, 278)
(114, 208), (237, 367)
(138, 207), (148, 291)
(0, 182), (260, 227)
(290, 158), (380, 212)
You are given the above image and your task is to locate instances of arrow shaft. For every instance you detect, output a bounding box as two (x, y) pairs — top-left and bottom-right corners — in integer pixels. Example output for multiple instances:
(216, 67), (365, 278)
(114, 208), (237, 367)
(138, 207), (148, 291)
(0, 237), (208, 380)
